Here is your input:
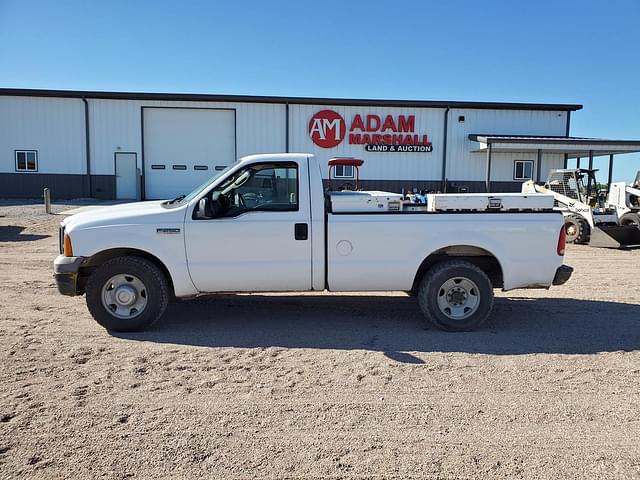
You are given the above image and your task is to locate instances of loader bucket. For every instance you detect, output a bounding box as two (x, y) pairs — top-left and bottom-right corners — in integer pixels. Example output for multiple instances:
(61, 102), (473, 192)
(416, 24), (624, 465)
(589, 224), (640, 249)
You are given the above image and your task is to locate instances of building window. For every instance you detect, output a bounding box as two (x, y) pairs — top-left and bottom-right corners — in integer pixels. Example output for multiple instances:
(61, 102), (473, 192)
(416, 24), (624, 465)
(15, 150), (38, 172)
(334, 164), (354, 178)
(514, 160), (534, 180)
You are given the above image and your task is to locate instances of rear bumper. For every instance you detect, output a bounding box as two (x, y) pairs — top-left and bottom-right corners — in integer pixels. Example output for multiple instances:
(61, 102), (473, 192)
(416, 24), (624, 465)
(53, 255), (84, 296)
(552, 264), (573, 286)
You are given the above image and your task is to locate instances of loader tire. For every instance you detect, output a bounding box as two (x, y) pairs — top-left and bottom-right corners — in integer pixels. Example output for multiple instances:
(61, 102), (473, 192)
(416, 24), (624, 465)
(620, 212), (640, 227)
(564, 215), (590, 244)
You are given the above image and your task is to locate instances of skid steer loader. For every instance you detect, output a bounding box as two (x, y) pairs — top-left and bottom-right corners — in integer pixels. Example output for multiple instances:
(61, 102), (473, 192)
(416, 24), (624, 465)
(522, 169), (640, 249)
(607, 170), (640, 227)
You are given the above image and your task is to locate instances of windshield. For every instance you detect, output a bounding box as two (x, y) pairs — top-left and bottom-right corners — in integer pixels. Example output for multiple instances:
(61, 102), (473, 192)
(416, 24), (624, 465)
(162, 164), (235, 208)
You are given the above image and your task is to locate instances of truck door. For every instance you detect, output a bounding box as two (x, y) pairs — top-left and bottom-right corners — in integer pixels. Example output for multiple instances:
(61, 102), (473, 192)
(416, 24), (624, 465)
(184, 160), (312, 292)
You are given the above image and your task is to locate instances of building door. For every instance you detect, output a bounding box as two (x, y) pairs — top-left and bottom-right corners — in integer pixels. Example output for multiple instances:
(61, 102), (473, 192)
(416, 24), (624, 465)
(115, 152), (138, 199)
(142, 107), (236, 200)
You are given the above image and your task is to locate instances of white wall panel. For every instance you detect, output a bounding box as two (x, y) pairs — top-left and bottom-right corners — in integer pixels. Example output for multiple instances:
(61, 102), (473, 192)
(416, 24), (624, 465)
(0, 96), (85, 174)
(482, 152), (566, 183)
(446, 108), (567, 181)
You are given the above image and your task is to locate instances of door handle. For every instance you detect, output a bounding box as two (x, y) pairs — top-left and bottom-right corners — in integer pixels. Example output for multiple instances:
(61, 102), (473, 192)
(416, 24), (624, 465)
(294, 223), (308, 240)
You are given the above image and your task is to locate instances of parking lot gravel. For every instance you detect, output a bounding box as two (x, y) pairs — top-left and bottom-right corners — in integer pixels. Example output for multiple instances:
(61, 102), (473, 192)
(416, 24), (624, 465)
(0, 202), (639, 479)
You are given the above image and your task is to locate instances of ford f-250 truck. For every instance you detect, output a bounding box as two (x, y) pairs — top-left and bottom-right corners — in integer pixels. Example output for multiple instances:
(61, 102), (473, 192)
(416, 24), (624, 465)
(54, 153), (572, 332)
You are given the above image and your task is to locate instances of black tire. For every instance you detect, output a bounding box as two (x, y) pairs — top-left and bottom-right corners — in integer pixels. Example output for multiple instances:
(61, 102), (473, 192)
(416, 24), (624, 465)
(564, 215), (590, 244)
(417, 260), (494, 332)
(620, 212), (640, 227)
(85, 256), (169, 332)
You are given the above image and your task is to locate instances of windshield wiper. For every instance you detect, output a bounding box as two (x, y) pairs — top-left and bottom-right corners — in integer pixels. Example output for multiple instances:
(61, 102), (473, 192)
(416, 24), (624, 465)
(168, 194), (186, 204)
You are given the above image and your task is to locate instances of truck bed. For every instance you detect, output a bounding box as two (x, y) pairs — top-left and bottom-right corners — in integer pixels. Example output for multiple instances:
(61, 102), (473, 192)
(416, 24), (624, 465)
(326, 211), (563, 292)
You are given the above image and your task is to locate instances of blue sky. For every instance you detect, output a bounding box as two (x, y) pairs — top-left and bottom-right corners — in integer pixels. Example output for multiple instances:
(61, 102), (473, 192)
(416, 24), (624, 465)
(1, 0), (639, 181)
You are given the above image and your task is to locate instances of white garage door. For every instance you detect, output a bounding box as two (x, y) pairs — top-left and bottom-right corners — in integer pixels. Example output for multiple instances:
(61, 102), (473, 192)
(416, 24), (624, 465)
(143, 108), (236, 199)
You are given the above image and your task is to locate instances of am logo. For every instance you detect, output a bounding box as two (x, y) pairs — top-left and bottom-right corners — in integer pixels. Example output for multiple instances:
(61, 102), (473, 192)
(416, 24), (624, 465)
(308, 110), (345, 148)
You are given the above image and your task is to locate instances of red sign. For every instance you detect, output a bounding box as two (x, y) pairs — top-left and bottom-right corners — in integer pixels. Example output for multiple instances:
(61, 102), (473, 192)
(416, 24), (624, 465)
(309, 110), (346, 148)
(308, 109), (432, 152)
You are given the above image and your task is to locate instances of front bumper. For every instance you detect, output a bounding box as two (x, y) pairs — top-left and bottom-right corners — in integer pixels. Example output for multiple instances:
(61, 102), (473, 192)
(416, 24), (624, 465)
(552, 264), (573, 286)
(53, 255), (84, 296)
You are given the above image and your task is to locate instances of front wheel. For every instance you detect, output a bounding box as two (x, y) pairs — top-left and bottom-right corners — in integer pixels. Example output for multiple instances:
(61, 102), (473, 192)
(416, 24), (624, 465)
(85, 256), (169, 332)
(418, 260), (494, 331)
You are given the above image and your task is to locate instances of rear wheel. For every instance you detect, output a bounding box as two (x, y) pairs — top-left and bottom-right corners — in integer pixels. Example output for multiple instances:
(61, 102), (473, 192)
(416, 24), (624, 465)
(620, 212), (640, 227)
(564, 215), (590, 244)
(417, 260), (494, 332)
(85, 256), (169, 332)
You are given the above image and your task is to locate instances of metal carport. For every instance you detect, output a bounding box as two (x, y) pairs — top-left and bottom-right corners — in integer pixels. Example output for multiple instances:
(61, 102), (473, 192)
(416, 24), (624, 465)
(469, 135), (640, 192)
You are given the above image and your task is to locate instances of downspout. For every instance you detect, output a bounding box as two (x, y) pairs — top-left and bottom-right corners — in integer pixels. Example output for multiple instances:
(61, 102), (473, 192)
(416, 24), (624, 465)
(82, 97), (92, 197)
(285, 101), (290, 153)
(440, 107), (450, 192)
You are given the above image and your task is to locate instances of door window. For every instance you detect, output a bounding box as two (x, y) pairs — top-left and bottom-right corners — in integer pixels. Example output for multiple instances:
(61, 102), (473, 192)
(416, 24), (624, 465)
(195, 162), (298, 219)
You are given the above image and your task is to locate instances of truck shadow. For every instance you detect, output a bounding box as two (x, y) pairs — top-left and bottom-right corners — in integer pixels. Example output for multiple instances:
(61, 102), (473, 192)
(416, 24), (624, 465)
(0, 225), (50, 242)
(116, 294), (640, 357)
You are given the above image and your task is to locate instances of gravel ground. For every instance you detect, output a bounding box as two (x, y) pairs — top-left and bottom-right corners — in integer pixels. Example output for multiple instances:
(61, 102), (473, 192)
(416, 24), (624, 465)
(0, 202), (639, 479)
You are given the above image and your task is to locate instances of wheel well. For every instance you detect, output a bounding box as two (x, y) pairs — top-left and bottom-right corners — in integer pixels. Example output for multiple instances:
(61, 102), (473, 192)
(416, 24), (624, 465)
(411, 246), (503, 293)
(78, 248), (175, 296)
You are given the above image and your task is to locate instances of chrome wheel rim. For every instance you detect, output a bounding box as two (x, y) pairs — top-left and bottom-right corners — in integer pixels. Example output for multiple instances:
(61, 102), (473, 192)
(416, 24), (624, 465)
(436, 277), (480, 320)
(101, 274), (148, 319)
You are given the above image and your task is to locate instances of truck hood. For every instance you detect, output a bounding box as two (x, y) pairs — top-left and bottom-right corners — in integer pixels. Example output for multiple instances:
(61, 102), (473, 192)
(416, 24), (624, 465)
(62, 201), (187, 232)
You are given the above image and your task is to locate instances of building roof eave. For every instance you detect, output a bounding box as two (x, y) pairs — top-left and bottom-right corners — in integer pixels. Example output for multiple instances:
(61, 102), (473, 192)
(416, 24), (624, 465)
(0, 88), (583, 112)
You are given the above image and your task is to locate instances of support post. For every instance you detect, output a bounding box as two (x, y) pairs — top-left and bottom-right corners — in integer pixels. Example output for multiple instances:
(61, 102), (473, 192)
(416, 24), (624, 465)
(43, 188), (51, 214)
(536, 149), (542, 183)
(576, 157), (581, 169)
(563, 153), (568, 169)
(587, 150), (594, 193)
(485, 143), (492, 192)
(607, 154), (614, 191)
(82, 98), (91, 198)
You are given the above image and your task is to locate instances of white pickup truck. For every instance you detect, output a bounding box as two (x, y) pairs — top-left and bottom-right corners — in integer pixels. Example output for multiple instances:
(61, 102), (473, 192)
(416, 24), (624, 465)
(54, 153), (572, 332)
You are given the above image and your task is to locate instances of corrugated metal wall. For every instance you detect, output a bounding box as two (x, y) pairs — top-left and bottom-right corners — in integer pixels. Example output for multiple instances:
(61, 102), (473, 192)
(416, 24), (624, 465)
(89, 99), (286, 175)
(0, 96), (86, 174)
(447, 108), (567, 181)
(0, 94), (571, 197)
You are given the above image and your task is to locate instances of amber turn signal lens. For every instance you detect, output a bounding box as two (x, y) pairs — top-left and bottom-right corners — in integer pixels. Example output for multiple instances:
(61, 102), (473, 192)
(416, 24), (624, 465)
(63, 233), (74, 257)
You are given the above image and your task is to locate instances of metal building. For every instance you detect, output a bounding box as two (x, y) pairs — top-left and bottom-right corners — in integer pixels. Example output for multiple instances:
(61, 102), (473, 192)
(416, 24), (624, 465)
(1, 88), (639, 199)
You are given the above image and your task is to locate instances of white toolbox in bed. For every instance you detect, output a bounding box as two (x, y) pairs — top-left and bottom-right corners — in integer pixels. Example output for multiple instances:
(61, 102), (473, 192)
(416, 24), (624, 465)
(329, 191), (404, 213)
(426, 193), (555, 212)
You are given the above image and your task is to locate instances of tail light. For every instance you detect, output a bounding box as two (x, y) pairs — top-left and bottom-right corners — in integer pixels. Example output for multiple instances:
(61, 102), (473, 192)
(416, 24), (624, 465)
(557, 225), (566, 256)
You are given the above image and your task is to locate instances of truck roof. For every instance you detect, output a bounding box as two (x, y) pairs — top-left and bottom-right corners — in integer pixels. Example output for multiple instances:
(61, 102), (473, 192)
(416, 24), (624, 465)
(239, 153), (312, 165)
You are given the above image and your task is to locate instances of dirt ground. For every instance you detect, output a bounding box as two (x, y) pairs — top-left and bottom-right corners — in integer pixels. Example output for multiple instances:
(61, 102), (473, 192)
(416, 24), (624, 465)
(0, 201), (639, 480)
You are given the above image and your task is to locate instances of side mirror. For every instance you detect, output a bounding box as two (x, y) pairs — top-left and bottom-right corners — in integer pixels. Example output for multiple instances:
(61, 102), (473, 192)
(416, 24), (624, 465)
(196, 197), (210, 219)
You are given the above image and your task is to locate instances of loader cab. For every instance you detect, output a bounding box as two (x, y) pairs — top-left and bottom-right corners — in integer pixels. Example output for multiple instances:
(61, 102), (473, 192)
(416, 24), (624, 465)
(545, 169), (603, 207)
